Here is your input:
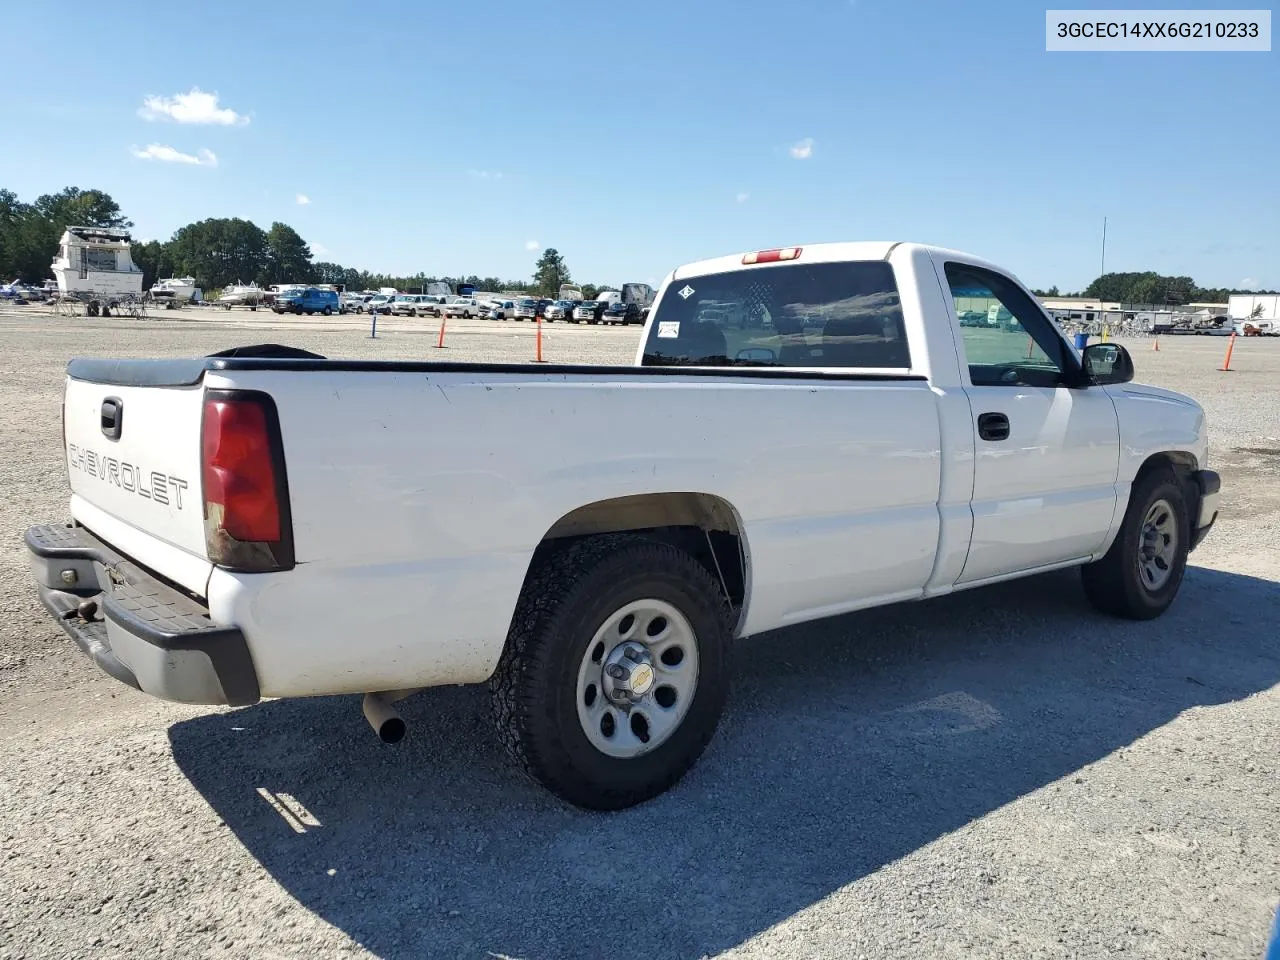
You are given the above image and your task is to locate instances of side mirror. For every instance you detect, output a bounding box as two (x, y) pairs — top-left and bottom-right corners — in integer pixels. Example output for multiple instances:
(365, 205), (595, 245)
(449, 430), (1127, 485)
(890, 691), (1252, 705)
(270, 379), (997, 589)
(1082, 342), (1134, 385)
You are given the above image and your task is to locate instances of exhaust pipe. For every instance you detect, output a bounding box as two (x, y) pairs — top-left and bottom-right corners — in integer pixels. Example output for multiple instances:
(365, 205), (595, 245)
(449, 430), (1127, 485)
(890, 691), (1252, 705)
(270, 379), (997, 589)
(362, 692), (407, 744)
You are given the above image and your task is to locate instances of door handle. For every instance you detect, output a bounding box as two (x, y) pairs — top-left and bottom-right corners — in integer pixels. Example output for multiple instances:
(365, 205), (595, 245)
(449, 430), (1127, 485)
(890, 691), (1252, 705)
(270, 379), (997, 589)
(977, 412), (1010, 442)
(100, 397), (123, 441)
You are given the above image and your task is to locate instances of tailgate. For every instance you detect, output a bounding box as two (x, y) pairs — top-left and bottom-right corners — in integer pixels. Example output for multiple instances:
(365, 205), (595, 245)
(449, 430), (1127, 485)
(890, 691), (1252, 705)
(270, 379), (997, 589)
(63, 377), (209, 561)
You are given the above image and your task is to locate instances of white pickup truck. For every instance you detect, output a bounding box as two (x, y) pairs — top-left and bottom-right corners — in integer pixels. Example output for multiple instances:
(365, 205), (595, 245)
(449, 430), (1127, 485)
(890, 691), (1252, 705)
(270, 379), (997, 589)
(26, 241), (1221, 811)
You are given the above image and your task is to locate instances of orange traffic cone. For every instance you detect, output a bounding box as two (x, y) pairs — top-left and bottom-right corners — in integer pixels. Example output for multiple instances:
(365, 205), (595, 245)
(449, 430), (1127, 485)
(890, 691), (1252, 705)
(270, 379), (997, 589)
(1219, 332), (1236, 372)
(1153, 337), (1160, 351)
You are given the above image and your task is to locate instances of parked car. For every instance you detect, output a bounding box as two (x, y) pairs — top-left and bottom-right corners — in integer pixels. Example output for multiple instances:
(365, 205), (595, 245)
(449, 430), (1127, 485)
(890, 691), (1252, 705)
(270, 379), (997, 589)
(341, 294), (370, 314)
(443, 297), (480, 319)
(271, 287), (341, 316)
(602, 301), (642, 325)
(573, 300), (605, 323)
(390, 295), (432, 317)
(417, 296), (450, 318)
(514, 298), (540, 321)
(543, 299), (577, 322)
(487, 299), (517, 320)
(536, 298), (554, 319)
(367, 294), (396, 315)
(3, 280), (50, 302)
(25, 240), (1221, 813)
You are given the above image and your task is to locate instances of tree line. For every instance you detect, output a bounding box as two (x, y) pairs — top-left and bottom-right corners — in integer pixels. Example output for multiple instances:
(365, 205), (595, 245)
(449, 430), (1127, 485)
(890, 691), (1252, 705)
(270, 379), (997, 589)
(0, 185), (615, 298)
(9, 185), (1269, 305)
(1032, 271), (1275, 303)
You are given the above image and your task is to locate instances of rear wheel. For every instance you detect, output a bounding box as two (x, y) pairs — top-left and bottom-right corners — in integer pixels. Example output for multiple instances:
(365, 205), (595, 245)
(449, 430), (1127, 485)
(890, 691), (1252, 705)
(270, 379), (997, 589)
(1081, 467), (1190, 620)
(490, 535), (732, 810)
(323, 306), (332, 316)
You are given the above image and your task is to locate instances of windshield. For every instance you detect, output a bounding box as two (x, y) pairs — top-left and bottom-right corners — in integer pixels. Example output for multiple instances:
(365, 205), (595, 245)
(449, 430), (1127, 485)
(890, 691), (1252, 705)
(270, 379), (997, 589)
(519, 299), (537, 307)
(640, 260), (909, 369)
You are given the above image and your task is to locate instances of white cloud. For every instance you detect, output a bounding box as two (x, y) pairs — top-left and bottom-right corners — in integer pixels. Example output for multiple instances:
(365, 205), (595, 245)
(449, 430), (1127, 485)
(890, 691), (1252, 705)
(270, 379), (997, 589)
(525, 240), (541, 251)
(789, 137), (815, 159)
(130, 144), (218, 167)
(469, 169), (503, 180)
(1241, 277), (1258, 288)
(736, 191), (750, 204)
(296, 193), (311, 205)
(139, 88), (249, 126)
(312, 242), (329, 256)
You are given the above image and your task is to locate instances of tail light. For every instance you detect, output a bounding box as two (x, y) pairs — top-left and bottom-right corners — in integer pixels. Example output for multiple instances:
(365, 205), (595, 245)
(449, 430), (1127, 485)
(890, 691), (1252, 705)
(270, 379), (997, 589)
(201, 390), (294, 572)
(742, 247), (802, 265)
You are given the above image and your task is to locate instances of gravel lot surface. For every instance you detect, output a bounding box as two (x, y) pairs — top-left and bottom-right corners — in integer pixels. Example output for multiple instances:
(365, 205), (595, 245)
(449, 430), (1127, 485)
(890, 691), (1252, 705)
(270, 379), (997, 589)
(1, 304), (1277, 960)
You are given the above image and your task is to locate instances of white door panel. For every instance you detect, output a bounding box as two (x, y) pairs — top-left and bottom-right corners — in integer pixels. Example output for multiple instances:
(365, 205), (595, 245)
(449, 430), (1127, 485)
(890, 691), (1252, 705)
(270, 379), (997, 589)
(961, 385), (1119, 581)
(932, 255), (1122, 585)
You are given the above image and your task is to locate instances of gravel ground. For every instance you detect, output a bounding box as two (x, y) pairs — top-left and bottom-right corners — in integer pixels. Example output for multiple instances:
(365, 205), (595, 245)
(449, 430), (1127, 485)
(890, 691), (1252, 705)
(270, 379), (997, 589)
(1, 306), (1277, 960)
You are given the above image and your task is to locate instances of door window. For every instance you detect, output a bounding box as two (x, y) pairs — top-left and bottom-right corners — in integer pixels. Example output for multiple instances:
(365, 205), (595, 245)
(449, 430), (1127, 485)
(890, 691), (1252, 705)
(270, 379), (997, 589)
(944, 262), (1072, 388)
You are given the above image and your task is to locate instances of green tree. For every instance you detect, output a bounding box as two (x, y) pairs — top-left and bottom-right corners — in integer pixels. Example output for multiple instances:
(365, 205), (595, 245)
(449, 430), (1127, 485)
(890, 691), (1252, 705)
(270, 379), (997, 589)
(32, 187), (131, 231)
(168, 217), (268, 291)
(532, 247), (571, 296)
(1085, 271), (1197, 305)
(0, 189), (29, 279)
(262, 222), (314, 285)
(131, 239), (176, 290)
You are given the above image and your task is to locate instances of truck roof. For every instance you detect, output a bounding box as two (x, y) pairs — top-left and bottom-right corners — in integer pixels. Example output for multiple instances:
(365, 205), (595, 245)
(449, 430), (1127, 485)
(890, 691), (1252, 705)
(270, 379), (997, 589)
(669, 241), (1006, 281)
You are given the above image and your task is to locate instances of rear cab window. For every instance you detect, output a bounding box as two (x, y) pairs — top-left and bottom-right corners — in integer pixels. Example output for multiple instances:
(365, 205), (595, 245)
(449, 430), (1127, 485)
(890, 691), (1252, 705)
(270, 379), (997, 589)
(640, 260), (910, 369)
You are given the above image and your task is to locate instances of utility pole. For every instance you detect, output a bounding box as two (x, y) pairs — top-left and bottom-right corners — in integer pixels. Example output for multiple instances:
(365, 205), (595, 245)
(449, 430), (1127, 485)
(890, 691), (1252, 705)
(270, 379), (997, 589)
(1101, 217), (1107, 278)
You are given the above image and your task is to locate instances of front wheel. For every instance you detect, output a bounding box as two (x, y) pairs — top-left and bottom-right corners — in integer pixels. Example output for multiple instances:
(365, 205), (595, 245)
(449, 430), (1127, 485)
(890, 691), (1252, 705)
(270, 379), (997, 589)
(1080, 467), (1190, 620)
(490, 535), (732, 810)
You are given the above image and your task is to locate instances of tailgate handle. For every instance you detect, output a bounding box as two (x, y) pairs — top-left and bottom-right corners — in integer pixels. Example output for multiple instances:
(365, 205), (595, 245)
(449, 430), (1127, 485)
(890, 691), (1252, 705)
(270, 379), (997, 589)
(100, 397), (123, 441)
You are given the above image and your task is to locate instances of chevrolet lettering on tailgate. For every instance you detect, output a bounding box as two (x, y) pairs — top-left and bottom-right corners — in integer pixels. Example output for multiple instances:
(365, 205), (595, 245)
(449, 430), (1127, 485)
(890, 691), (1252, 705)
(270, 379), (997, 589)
(67, 442), (189, 509)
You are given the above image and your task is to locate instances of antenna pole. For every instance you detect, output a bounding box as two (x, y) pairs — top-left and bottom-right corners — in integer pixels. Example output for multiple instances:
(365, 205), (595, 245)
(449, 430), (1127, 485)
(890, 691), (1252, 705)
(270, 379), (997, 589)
(1101, 217), (1107, 277)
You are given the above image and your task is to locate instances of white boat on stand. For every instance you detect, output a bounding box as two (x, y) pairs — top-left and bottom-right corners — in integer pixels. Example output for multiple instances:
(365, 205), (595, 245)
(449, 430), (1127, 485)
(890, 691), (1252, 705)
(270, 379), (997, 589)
(50, 226), (145, 316)
(149, 276), (199, 305)
(216, 282), (265, 310)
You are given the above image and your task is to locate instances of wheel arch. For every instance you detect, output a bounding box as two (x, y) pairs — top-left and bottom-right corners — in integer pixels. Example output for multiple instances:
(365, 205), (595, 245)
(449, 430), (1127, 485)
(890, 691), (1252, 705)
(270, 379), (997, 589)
(1100, 450), (1201, 559)
(520, 492), (751, 632)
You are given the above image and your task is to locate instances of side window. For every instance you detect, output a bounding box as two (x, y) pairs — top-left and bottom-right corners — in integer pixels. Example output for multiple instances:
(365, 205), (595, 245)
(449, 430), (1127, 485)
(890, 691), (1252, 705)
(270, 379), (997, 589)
(943, 262), (1071, 388)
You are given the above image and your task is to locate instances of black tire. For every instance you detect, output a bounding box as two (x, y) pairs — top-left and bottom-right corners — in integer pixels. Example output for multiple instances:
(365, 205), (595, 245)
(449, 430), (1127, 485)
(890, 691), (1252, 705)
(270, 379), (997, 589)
(490, 535), (733, 810)
(1080, 467), (1190, 620)
(323, 306), (332, 316)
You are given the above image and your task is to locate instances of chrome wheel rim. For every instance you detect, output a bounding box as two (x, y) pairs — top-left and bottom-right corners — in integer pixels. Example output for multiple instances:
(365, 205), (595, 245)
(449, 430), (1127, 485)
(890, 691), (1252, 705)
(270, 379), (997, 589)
(1138, 498), (1178, 591)
(575, 599), (700, 759)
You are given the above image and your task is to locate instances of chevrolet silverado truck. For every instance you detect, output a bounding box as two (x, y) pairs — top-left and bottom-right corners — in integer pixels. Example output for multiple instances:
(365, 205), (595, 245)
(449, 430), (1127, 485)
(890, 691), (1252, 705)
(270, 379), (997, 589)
(25, 241), (1221, 811)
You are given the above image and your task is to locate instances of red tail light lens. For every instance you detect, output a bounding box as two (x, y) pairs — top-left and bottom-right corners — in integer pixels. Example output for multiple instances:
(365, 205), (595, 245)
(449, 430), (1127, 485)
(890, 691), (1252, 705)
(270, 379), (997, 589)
(201, 392), (293, 571)
(742, 247), (802, 265)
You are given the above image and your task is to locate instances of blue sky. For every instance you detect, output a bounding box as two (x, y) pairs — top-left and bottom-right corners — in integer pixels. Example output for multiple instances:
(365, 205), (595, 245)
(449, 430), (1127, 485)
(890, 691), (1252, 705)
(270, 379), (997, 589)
(2, 0), (1276, 291)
